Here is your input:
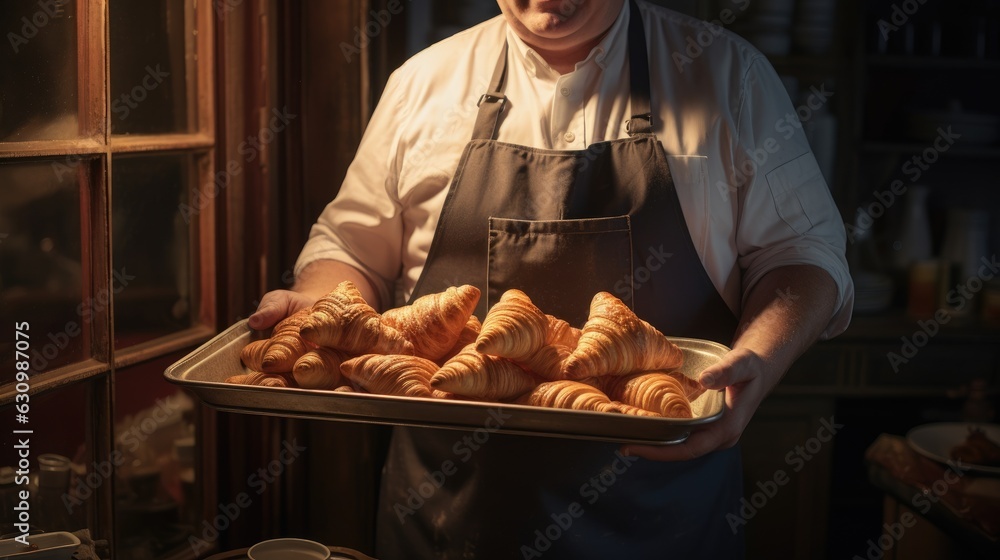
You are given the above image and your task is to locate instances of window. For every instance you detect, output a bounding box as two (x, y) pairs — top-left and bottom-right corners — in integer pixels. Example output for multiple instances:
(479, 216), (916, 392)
(0, 1), (215, 557)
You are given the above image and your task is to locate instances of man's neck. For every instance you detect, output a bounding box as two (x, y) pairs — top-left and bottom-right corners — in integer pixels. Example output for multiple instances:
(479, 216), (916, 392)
(528, 33), (607, 74)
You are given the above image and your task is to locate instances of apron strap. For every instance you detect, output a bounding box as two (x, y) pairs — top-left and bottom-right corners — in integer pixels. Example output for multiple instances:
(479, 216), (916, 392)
(472, 0), (654, 141)
(625, 0), (653, 135)
(471, 42), (510, 141)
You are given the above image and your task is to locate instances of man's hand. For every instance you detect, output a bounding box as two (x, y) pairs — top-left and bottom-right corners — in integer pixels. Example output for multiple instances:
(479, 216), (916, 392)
(246, 260), (382, 331)
(623, 264), (840, 462)
(623, 347), (769, 461)
(248, 290), (320, 330)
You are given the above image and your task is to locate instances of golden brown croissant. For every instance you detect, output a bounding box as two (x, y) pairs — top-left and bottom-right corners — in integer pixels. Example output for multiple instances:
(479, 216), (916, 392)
(292, 347), (346, 389)
(240, 339), (270, 372)
(587, 373), (693, 418)
(260, 308), (313, 372)
(339, 354), (437, 398)
(300, 281), (414, 355)
(225, 372), (292, 387)
(665, 371), (708, 402)
(438, 315), (482, 365)
(545, 315), (582, 348)
(430, 344), (536, 400)
(332, 384), (356, 393)
(515, 380), (620, 413)
(517, 343), (572, 380)
(382, 285), (481, 360)
(606, 401), (662, 417)
(563, 292), (683, 378)
(475, 289), (549, 361)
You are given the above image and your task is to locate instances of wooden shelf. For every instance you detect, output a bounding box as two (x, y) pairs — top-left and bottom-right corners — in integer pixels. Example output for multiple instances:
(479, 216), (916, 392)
(861, 141), (1000, 159)
(866, 54), (1000, 70)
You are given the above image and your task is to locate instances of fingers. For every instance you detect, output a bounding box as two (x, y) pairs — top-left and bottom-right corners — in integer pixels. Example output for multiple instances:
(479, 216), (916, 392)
(248, 290), (313, 331)
(622, 421), (738, 462)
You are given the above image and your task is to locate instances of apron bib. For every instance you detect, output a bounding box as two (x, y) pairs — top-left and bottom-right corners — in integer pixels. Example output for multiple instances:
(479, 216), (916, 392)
(378, 3), (743, 557)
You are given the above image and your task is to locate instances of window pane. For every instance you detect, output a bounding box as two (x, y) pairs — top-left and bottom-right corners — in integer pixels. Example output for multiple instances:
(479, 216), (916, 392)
(112, 153), (197, 348)
(110, 0), (193, 135)
(114, 355), (198, 559)
(0, 0), (79, 141)
(0, 381), (94, 537)
(0, 159), (88, 382)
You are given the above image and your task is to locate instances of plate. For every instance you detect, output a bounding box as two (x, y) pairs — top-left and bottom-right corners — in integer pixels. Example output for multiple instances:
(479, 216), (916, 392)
(0, 532), (80, 560)
(906, 422), (1000, 476)
(164, 320), (727, 446)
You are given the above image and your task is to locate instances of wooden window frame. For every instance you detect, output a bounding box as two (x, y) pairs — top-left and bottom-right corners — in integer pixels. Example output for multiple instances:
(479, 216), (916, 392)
(0, 0), (217, 400)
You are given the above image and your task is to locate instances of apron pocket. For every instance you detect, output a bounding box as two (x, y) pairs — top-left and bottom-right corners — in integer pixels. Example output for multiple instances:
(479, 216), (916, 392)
(487, 216), (633, 328)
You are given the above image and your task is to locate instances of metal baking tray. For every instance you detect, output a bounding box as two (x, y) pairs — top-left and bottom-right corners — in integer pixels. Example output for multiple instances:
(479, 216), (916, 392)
(164, 320), (727, 445)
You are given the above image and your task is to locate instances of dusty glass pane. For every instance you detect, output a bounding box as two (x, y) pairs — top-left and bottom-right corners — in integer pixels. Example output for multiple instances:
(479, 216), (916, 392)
(114, 355), (198, 558)
(0, 0), (80, 141)
(111, 152), (196, 348)
(0, 159), (87, 383)
(110, 0), (192, 135)
(0, 381), (94, 537)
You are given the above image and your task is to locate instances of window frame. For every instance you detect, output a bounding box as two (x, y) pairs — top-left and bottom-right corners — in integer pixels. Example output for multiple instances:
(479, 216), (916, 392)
(0, 0), (217, 400)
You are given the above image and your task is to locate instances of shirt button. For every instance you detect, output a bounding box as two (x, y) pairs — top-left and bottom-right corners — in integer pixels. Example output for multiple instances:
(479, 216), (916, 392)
(560, 87), (571, 97)
(563, 132), (576, 143)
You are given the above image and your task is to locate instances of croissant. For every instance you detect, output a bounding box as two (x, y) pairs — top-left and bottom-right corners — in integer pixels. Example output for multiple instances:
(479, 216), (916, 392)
(475, 289), (549, 361)
(438, 315), (482, 365)
(430, 344), (536, 400)
(545, 315), (582, 348)
(517, 343), (572, 380)
(382, 285), (481, 360)
(587, 372), (693, 418)
(292, 347), (346, 389)
(666, 371), (708, 402)
(515, 380), (620, 413)
(240, 339), (270, 372)
(300, 281), (414, 355)
(333, 384), (357, 393)
(225, 372), (291, 387)
(563, 292), (683, 378)
(260, 308), (313, 372)
(340, 354), (438, 398)
(606, 401), (662, 417)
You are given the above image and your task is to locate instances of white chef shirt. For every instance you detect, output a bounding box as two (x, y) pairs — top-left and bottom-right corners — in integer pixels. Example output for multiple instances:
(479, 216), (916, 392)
(296, 0), (854, 339)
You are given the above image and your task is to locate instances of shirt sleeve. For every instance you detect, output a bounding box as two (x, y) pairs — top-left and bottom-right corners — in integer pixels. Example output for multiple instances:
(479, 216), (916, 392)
(732, 56), (854, 339)
(294, 68), (411, 307)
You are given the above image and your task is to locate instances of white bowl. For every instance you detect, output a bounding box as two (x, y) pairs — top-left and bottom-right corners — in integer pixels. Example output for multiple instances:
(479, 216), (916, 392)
(248, 538), (331, 560)
(0, 532), (80, 560)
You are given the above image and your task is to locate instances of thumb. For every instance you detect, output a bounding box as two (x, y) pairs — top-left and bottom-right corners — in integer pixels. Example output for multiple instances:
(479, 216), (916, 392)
(248, 302), (282, 330)
(697, 349), (761, 389)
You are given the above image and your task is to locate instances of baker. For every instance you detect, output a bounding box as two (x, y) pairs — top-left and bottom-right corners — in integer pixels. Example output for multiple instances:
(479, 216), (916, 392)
(250, 0), (853, 557)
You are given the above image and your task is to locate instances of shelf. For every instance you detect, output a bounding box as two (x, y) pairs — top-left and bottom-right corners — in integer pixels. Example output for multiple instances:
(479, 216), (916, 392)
(866, 54), (1000, 70)
(837, 310), (1000, 343)
(861, 141), (1000, 159)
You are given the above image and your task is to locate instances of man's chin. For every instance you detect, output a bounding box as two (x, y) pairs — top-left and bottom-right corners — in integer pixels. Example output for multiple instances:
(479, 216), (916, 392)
(522, 13), (583, 39)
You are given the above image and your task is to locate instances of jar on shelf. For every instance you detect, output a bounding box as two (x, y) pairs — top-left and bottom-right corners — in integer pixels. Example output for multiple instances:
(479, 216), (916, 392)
(939, 208), (990, 319)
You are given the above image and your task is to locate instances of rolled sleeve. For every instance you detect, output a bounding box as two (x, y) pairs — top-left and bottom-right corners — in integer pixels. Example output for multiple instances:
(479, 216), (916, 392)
(733, 57), (854, 339)
(294, 70), (410, 307)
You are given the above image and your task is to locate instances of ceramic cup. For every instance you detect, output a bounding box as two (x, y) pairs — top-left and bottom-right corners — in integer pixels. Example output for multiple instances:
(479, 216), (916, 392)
(247, 538), (331, 560)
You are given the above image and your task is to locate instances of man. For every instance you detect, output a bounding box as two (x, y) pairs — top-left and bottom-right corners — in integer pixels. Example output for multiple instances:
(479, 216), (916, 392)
(251, 0), (853, 557)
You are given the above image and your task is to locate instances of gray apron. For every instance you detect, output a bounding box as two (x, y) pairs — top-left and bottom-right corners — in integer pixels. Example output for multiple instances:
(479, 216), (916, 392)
(377, 3), (744, 557)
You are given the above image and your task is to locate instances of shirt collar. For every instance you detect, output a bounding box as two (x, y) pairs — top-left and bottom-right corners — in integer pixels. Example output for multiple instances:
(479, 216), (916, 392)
(505, 0), (630, 79)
